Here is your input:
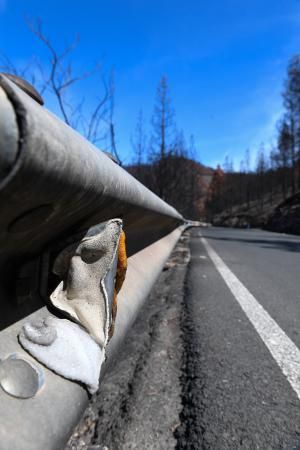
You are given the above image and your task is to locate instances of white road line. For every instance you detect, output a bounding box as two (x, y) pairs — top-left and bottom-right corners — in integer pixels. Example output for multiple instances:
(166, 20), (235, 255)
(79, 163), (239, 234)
(201, 236), (300, 401)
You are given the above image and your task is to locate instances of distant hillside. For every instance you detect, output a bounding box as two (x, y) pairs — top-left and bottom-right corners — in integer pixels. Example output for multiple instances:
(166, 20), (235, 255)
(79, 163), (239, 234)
(126, 158), (213, 219)
(265, 192), (300, 235)
(205, 159), (300, 235)
(211, 189), (300, 236)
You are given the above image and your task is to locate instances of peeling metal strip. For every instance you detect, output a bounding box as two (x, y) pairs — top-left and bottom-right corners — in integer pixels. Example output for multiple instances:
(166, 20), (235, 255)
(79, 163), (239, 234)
(0, 227), (183, 450)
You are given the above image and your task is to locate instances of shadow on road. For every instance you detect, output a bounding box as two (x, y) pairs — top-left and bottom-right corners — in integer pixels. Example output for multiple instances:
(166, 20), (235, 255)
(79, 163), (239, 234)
(200, 233), (300, 253)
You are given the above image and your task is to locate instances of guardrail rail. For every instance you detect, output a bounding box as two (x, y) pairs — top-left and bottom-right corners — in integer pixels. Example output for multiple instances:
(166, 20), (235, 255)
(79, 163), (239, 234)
(0, 74), (185, 450)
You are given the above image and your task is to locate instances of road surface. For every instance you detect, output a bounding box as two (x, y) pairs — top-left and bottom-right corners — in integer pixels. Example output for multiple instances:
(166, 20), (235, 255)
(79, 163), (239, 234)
(67, 227), (300, 450)
(176, 227), (300, 449)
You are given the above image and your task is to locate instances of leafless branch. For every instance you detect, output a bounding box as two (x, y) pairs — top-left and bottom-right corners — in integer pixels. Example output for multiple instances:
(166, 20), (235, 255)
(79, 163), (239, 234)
(2, 17), (115, 153)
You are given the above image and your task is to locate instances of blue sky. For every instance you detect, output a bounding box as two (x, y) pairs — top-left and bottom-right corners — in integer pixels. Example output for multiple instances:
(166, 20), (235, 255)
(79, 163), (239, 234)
(1, 0), (300, 168)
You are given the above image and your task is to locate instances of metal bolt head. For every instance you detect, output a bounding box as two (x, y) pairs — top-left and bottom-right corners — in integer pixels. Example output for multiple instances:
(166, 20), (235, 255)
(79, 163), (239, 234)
(103, 151), (120, 165)
(8, 204), (54, 234)
(0, 73), (44, 105)
(0, 355), (44, 399)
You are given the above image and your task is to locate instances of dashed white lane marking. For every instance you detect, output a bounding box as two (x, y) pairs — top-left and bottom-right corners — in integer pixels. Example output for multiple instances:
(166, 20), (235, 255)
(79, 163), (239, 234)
(201, 235), (300, 401)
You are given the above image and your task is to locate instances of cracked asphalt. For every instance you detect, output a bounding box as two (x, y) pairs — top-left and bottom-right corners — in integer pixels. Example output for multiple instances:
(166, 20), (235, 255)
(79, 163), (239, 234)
(66, 228), (300, 450)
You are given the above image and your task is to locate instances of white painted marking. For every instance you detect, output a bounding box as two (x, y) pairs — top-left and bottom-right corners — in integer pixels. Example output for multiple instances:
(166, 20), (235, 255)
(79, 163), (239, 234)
(199, 255), (207, 259)
(201, 236), (300, 400)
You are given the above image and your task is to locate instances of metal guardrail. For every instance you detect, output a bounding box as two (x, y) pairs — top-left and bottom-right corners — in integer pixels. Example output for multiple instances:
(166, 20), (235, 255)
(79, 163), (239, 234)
(0, 74), (185, 450)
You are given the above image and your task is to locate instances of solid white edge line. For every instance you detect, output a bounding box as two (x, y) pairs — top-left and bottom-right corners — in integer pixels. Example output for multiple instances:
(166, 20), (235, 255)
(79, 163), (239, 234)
(201, 235), (300, 401)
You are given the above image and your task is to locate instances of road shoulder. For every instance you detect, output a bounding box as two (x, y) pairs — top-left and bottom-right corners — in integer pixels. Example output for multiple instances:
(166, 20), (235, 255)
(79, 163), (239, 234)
(66, 233), (190, 450)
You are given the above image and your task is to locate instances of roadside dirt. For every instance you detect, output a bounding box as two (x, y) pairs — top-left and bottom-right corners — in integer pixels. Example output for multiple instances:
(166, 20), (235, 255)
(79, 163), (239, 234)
(65, 232), (190, 450)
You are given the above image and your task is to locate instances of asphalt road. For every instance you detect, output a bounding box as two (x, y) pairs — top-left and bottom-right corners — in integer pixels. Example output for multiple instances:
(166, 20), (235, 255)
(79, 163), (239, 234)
(176, 227), (300, 450)
(67, 227), (300, 450)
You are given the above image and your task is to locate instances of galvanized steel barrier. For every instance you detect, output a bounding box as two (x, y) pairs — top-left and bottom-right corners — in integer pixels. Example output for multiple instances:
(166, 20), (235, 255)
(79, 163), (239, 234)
(0, 74), (185, 450)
